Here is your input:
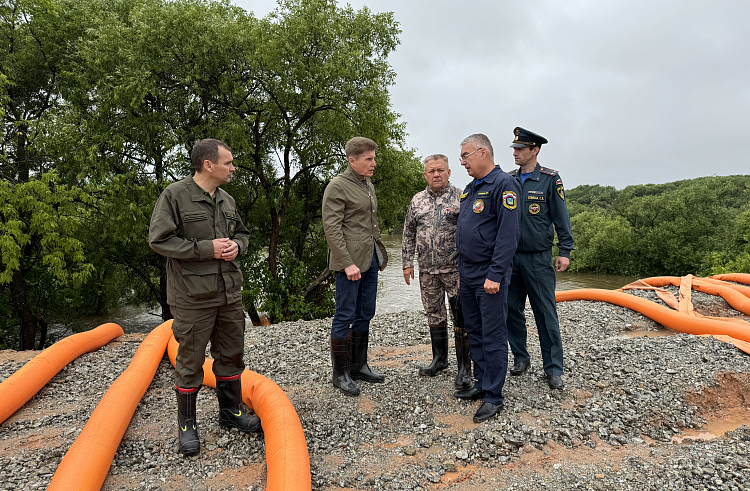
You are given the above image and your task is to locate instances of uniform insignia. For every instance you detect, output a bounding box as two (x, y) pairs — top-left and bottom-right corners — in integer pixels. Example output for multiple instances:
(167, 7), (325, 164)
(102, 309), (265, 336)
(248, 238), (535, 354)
(555, 178), (563, 185)
(502, 191), (517, 210)
(528, 190), (543, 194)
(557, 186), (565, 200)
(540, 167), (558, 176)
(223, 210), (238, 220)
(460, 192), (468, 201)
(183, 212), (208, 222)
(472, 199), (485, 213)
(529, 203), (541, 214)
(514, 128), (520, 136)
(514, 135), (519, 141)
(477, 191), (490, 196)
(228, 221), (236, 235)
(527, 195), (545, 201)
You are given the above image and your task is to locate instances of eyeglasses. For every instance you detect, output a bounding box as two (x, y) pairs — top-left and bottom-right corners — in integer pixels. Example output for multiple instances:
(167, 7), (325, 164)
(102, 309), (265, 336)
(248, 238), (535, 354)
(459, 148), (483, 162)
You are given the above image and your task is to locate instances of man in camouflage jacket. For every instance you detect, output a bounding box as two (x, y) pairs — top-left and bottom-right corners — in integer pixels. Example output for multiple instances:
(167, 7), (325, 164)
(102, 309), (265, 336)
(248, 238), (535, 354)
(402, 154), (472, 389)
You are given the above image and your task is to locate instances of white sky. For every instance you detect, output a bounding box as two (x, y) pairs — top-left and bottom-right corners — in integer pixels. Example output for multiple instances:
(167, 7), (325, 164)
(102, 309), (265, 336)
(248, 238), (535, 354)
(232, 0), (750, 190)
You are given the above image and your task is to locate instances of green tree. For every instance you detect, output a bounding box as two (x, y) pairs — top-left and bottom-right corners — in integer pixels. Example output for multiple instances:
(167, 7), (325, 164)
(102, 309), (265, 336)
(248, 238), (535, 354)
(0, 0), (95, 349)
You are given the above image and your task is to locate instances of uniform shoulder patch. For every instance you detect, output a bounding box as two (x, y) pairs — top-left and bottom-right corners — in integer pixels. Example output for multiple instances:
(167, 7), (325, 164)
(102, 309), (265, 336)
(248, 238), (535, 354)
(556, 186), (565, 201)
(540, 166), (559, 176)
(459, 192), (469, 201)
(509, 169), (518, 177)
(502, 190), (517, 210)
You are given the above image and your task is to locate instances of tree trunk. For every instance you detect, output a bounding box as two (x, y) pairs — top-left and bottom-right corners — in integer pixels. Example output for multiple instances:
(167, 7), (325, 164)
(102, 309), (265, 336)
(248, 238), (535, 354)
(36, 314), (48, 350)
(268, 208), (281, 283)
(246, 298), (262, 326)
(9, 267), (37, 350)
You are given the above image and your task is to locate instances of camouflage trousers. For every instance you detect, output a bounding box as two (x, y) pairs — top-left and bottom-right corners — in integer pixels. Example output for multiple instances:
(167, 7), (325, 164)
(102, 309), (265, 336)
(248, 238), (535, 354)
(419, 270), (460, 327)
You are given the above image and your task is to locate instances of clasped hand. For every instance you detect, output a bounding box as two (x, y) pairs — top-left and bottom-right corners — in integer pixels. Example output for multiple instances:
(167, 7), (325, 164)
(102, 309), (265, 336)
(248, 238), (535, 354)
(213, 238), (238, 261)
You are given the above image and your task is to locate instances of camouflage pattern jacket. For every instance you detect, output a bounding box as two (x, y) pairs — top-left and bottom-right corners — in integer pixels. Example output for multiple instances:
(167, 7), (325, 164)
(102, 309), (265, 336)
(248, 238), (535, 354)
(402, 184), (461, 274)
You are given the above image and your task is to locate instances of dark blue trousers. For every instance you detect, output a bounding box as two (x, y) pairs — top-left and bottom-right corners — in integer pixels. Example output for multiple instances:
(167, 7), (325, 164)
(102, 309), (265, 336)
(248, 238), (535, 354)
(331, 252), (379, 339)
(507, 250), (564, 377)
(459, 276), (509, 405)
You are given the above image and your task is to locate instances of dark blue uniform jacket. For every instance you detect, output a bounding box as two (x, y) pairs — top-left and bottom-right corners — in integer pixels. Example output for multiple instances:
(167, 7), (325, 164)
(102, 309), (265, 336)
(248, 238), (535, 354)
(509, 163), (574, 257)
(456, 166), (521, 283)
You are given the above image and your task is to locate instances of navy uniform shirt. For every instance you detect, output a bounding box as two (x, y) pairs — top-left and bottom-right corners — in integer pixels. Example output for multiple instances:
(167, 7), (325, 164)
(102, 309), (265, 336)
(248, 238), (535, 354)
(508, 163), (574, 257)
(456, 166), (521, 283)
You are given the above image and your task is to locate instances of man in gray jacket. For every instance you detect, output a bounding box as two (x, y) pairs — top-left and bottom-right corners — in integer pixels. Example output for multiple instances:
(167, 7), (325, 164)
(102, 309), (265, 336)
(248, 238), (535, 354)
(149, 139), (260, 456)
(322, 137), (389, 396)
(402, 154), (471, 389)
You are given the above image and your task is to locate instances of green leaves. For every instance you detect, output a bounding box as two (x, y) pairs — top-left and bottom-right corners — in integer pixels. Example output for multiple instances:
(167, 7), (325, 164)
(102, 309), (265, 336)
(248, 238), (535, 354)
(0, 173), (93, 285)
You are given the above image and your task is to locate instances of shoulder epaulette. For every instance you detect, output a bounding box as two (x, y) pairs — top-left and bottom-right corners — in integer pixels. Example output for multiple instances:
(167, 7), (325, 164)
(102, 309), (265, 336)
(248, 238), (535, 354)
(540, 166), (559, 176)
(508, 169), (518, 177)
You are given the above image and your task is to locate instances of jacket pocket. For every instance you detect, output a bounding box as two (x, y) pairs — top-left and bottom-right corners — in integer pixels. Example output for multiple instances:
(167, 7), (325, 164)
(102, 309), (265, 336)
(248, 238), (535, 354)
(181, 261), (220, 300)
(181, 211), (213, 239)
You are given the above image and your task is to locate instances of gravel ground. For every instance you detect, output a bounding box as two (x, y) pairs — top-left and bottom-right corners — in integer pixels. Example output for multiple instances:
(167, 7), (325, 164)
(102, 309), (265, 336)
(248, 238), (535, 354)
(1, 288), (750, 490)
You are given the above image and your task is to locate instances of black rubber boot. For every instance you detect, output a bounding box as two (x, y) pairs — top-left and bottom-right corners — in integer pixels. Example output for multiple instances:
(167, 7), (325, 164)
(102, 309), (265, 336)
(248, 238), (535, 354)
(349, 330), (385, 383)
(331, 338), (360, 396)
(419, 322), (449, 376)
(216, 376), (261, 432)
(449, 295), (473, 390)
(175, 386), (200, 455)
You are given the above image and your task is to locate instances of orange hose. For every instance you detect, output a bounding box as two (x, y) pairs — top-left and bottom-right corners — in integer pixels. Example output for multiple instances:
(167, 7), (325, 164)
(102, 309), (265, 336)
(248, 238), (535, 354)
(48, 321), (173, 491)
(167, 336), (311, 491)
(555, 289), (750, 342)
(0, 322), (123, 425)
(637, 276), (750, 316)
(711, 273), (750, 286)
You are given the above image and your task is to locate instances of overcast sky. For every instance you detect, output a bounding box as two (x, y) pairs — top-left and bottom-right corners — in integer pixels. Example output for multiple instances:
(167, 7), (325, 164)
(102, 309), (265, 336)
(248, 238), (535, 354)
(233, 0), (750, 190)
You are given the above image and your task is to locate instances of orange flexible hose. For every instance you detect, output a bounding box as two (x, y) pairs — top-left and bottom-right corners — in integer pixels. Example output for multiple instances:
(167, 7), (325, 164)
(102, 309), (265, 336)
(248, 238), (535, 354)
(167, 336), (311, 491)
(47, 321), (173, 491)
(555, 289), (750, 343)
(0, 322), (124, 426)
(637, 276), (750, 316)
(711, 273), (750, 286)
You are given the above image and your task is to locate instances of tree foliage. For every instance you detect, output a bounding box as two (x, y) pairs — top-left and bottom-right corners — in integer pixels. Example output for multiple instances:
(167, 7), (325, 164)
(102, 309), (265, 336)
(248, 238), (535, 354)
(1, 0), (424, 347)
(567, 176), (750, 277)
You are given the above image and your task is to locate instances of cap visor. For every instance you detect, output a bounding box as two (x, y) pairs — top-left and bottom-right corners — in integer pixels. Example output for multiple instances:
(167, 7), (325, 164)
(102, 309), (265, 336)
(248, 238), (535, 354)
(510, 143), (529, 148)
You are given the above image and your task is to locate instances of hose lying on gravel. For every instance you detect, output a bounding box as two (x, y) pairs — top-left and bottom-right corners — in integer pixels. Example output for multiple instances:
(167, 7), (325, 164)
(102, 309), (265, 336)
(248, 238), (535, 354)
(166, 334), (312, 491)
(556, 275), (750, 354)
(711, 273), (750, 286)
(47, 321), (173, 491)
(0, 322), (124, 426)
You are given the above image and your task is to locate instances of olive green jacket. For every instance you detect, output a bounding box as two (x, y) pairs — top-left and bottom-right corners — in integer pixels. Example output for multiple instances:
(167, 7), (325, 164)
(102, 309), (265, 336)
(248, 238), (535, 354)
(148, 175), (250, 309)
(322, 165), (388, 272)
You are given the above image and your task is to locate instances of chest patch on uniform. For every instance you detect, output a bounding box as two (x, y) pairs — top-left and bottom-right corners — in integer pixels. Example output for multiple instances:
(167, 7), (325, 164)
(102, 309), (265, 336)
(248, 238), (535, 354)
(502, 191), (517, 210)
(223, 210), (238, 220)
(183, 212), (208, 222)
(460, 192), (469, 201)
(527, 195), (545, 201)
(472, 199), (485, 213)
(477, 191), (490, 197)
(529, 203), (541, 214)
(557, 186), (565, 200)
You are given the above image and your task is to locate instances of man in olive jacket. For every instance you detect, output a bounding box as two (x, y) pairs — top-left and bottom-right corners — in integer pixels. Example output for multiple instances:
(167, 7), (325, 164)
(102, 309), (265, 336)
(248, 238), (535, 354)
(322, 137), (388, 396)
(149, 139), (260, 456)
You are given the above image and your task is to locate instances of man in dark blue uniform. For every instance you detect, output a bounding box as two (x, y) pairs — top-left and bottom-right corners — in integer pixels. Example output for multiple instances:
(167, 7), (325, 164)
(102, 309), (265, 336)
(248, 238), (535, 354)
(455, 133), (521, 423)
(506, 127), (574, 390)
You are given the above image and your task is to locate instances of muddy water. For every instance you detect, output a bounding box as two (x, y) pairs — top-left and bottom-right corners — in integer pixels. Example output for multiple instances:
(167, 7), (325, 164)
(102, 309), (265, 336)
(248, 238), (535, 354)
(66, 234), (639, 334)
(672, 413), (750, 443)
(377, 234), (638, 315)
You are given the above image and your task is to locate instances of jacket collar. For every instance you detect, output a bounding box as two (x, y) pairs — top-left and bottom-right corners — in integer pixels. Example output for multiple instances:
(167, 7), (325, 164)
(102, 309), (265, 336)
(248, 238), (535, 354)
(426, 184), (454, 197)
(187, 174), (225, 203)
(475, 165), (502, 185)
(511, 163), (541, 181)
(343, 164), (370, 185)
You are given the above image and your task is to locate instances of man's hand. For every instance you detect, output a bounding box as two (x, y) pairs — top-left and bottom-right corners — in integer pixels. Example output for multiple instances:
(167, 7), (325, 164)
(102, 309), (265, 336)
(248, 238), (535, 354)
(344, 264), (361, 281)
(484, 278), (500, 294)
(221, 240), (239, 261)
(555, 256), (570, 272)
(403, 267), (414, 285)
(213, 238), (238, 261)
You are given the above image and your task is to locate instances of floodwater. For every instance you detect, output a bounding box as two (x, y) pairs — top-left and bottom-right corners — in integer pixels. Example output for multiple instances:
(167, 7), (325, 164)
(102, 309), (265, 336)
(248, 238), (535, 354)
(377, 234), (639, 315)
(67, 234), (639, 334)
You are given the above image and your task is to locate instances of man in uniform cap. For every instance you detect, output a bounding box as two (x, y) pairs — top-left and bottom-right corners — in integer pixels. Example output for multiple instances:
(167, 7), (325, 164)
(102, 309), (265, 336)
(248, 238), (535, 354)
(506, 127), (574, 390)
